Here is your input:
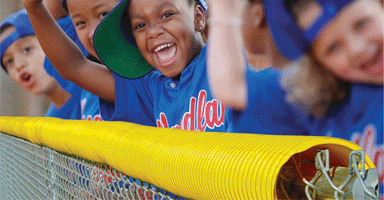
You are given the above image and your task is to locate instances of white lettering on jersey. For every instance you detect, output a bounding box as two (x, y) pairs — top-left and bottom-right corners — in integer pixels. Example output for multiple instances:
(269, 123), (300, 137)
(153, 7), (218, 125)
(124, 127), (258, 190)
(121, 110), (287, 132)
(156, 90), (226, 131)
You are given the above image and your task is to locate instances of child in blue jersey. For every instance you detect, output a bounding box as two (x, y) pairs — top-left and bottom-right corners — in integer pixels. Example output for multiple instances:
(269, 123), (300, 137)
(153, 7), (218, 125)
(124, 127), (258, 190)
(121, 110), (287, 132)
(207, 0), (383, 196)
(0, 10), (80, 119)
(88, 0), (229, 131)
(22, 0), (231, 131)
(38, 0), (121, 121)
(43, 0), (102, 121)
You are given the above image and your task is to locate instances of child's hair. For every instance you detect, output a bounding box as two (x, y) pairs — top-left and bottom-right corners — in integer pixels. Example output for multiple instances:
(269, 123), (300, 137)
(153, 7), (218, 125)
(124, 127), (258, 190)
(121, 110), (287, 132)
(0, 25), (12, 72)
(281, 55), (350, 118)
(61, 0), (69, 12)
(0, 24), (12, 33)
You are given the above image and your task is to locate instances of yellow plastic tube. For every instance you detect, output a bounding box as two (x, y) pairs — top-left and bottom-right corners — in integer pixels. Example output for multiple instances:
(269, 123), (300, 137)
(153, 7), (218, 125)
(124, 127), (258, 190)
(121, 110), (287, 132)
(0, 117), (375, 199)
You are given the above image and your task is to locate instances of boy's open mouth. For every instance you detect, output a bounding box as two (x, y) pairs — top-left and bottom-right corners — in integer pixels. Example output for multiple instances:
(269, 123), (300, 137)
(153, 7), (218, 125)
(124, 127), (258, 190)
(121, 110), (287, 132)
(153, 43), (177, 67)
(19, 72), (34, 88)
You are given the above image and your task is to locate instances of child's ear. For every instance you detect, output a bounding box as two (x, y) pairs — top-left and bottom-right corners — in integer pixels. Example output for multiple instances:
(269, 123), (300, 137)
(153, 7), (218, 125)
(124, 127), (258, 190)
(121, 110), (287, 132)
(194, 5), (206, 33)
(251, 2), (266, 28)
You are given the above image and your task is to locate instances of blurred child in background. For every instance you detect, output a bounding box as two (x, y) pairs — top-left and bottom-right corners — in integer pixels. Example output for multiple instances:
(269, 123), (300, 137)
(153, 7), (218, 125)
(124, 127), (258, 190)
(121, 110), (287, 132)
(207, 0), (383, 196)
(0, 10), (80, 119)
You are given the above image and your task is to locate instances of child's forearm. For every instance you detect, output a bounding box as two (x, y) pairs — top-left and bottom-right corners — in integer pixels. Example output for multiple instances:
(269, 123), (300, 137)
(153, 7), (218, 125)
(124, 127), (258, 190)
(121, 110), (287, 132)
(22, 2), (82, 77)
(22, 1), (85, 81)
(207, 2), (247, 110)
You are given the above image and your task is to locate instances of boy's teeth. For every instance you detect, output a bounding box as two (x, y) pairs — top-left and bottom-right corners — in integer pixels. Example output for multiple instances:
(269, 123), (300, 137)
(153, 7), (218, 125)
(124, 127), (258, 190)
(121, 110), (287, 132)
(155, 43), (172, 53)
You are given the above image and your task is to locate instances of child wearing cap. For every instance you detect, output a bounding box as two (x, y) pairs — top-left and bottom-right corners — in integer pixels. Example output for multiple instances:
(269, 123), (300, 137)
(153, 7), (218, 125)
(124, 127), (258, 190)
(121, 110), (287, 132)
(40, 0), (103, 121)
(207, 0), (382, 197)
(49, 0), (120, 121)
(22, 0), (232, 131)
(0, 9), (81, 119)
(54, 0), (116, 121)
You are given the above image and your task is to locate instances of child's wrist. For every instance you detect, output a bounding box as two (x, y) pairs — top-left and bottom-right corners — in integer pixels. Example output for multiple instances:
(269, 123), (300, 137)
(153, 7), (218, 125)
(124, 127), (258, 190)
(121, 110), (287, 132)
(22, 0), (44, 10)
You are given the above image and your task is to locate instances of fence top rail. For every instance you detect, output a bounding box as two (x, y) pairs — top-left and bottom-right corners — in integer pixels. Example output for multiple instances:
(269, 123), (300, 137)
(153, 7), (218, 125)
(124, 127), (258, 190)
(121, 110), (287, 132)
(0, 116), (374, 199)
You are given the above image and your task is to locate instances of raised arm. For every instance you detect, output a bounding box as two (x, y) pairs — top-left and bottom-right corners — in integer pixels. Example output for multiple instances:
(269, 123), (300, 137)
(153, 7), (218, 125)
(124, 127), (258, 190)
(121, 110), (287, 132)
(207, 1), (247, 111)
(22, 0), (115, 103)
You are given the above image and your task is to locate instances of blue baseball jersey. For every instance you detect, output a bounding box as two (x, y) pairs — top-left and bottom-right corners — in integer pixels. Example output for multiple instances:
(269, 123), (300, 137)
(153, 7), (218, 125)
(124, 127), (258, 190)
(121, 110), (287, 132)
(81, 90), (104, 121)
(232, 67), (383, 195)
(100, 45), (231, 131)
(45, 94), (81, 119)
(229, 67), (308, 135)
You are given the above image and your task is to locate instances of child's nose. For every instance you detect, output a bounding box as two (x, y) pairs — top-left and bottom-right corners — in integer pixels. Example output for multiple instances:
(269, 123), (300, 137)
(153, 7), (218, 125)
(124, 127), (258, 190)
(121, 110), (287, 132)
(14, 55), (27, 72)
(89, 28), (95, 42)
(147, 23), (163, 39)
(348, 35), (365, 58)
(89, 21), (99, 43)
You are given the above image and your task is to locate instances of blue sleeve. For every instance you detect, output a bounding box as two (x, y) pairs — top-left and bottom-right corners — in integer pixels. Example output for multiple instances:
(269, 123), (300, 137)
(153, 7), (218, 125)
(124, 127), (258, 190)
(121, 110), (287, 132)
(45, 94), (81, 119)
(99, 72), (156, 127)
(45, 103), (56, 117)
(229, 67), (309, 135)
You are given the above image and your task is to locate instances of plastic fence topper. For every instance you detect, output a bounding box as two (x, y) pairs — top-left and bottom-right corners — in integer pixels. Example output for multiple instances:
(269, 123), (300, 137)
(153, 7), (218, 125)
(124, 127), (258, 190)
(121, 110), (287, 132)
(0, 116), (379, 200)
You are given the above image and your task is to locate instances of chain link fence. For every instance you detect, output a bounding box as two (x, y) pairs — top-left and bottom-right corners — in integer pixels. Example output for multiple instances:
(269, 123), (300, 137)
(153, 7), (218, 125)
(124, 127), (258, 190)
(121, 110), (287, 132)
(0, 132), (183, 200)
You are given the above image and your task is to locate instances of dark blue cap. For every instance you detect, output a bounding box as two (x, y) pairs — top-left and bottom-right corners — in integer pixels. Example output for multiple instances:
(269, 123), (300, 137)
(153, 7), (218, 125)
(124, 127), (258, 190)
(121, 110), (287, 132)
(0, 9), (35, 72)
(264, 0), (354, 61)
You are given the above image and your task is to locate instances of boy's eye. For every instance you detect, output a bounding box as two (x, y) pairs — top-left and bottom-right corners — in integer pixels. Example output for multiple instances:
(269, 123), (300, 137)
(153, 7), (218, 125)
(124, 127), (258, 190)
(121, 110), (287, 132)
(162, 12), (175, 19)
(327, 42), (340, 55)
(133, 23), (146, 30)
(4, 58), (13, 67)
(75, 21), (86, 27)
(23, 47), (32, 54)
(99, 12), (109, 19)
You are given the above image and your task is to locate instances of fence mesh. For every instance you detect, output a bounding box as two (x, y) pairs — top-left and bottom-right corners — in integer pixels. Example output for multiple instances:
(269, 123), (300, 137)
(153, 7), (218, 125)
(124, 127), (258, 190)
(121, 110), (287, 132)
(0, 132), (182, 200)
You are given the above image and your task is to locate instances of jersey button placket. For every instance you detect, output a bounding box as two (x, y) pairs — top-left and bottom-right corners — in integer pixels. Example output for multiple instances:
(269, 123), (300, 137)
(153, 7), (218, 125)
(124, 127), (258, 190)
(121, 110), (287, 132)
(170, 82), (177, 88)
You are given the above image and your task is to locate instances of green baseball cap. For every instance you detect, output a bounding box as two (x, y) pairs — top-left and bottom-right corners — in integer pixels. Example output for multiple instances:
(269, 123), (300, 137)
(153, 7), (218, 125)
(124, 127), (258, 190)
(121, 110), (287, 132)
(93, 0), (153, 78)
(94, 0), (208, 78)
